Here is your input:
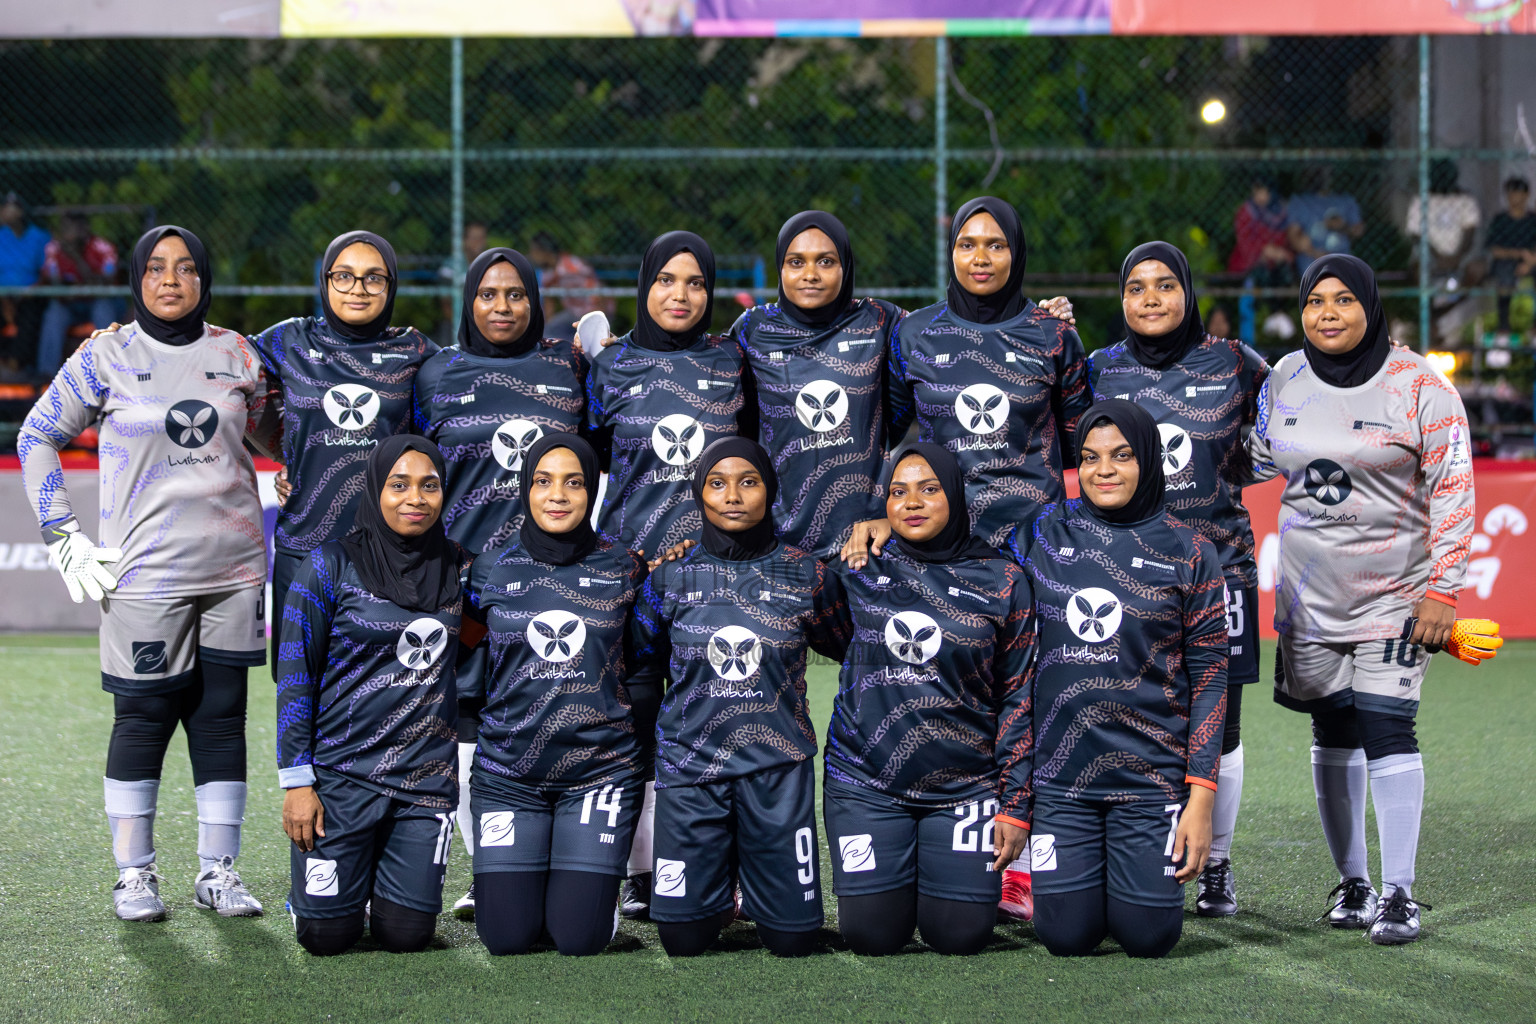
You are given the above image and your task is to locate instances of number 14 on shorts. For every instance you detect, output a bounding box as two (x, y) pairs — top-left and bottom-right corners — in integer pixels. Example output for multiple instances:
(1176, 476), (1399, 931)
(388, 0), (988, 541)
(580, 783), (624, 839)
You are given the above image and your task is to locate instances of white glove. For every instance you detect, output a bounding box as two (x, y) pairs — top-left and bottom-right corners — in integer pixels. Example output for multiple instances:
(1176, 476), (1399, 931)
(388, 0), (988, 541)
(44, 518), (122, 604)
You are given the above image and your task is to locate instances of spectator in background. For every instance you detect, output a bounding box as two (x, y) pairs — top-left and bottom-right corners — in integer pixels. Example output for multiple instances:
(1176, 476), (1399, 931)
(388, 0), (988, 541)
(0, 192), (51, 377)
(530, 231), (615, 341)
(1229, 180), (1295, 287)
(37, 213), (122, 376)
(1486, 177), (1536, 336)
(1405, 160), (1483, 282)
(1287, 170), (1364, 272)
(1206, 304), (1233, 341)
(436, 221), (490, 344)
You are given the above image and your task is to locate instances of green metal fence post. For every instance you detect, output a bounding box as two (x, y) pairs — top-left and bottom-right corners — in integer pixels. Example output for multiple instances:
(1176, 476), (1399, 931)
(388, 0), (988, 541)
(1418, 33), (1431, 354)
(934, 36), (949, 304)
(451, 37), (466, 332)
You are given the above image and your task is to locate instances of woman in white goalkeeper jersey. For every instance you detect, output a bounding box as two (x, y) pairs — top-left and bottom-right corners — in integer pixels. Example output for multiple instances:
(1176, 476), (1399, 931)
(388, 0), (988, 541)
(1247, 253), (1474, 946)
(18, 225), (281, 923)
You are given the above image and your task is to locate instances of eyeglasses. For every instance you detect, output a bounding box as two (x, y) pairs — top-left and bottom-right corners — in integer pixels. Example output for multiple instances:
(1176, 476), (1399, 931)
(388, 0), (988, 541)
(326, 270), (391, 295)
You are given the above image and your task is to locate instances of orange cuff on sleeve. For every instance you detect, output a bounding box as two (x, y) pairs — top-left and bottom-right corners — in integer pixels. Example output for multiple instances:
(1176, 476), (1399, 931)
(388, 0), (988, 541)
(1186, 776), (1218, 792)
(993, 813), (1030, 831)
(1424, 590), (1457, 608)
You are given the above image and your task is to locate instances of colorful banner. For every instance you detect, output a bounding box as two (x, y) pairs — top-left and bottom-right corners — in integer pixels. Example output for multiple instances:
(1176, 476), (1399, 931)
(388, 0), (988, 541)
(693, 0), (1110, 36)
(1112, 0), (1534, 35)
(280, 0), (639, 37)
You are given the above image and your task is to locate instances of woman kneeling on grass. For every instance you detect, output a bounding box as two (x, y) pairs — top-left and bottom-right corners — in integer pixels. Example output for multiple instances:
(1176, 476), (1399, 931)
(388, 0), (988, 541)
(277, 436), (471, 955)
(1009, 399), (1228, 958)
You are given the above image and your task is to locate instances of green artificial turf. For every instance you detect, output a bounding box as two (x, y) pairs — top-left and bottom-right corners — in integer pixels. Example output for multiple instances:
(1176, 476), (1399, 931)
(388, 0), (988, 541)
(0, 636), (1532, 1024)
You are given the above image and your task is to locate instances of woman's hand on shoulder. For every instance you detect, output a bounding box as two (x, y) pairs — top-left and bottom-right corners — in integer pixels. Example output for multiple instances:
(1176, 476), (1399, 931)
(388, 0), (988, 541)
(840, 519), (892, 571)
(646, 538), (695, 571)
(1039, 296), (1075, 327)
(273, 466), (292, 509)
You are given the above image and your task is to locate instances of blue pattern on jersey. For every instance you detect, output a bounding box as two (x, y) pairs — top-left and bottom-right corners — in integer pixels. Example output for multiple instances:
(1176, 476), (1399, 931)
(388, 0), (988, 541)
(414, 342), (587, 554)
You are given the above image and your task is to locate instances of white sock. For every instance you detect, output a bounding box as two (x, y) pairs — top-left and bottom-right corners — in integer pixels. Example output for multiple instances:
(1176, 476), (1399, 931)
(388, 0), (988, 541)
(1369, 753), (1424, 900)
(625, 781), (657, 877)
(1210, 743), (1245, 863)
(1311, 746), (1370, 884)
(456, 742), (476, 857)
(104, 777), (159, 871)
(195, 780), (246, 873)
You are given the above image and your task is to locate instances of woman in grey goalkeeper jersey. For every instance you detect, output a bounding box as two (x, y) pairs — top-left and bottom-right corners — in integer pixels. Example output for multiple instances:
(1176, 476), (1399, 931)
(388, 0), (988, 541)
(18, 226), (280, 922)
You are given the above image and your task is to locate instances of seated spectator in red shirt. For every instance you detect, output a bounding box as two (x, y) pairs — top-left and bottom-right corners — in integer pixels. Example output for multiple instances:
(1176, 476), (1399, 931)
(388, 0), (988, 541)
(1229, 180), (1295, 288)
(530, 231), (615, 340)
(38, 213), (124, 375)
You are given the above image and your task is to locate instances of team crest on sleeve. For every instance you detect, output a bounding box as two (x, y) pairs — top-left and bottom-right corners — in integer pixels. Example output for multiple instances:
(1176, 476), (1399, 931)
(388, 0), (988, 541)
(1303, 459), (1352, 506)
(707, 626), (762, 680)
(396, 618), (449, 668)
(527, 610), (586, 662)
(955, 383), (1010, 434)
(883, 611), (943, 664)
(651, 414), (705, 466)
(165, 400), (218, 449)
(323, 384), (380, 431)
(1066, 588), (1122, 643)
(794, 380), (849, 432)
(1157, 423), (1192, 475)
(491, 419), (544, 472)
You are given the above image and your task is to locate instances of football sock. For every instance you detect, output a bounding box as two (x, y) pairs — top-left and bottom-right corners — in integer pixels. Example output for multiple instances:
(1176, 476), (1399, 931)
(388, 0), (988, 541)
(916, 894), (995, 955)
(194, 780), (246, 873)
(1107, 897), (1182, 959)
(476, 871), (548, 955)
(1210, 742), (1245, 863)
(1034, 886), (1108, 957)
(104, 777), (159, 871)
(625, 782), (656, 877)
(837, 886), (917, 956)
(456, 742), (476, 856)
(1311, 746), (1370, 883)
(545, 871), (623, 956)
(1368, 753), (1424, 899)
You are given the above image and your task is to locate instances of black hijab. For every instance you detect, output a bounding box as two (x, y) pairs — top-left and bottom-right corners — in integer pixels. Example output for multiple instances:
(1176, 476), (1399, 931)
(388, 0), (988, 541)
(458, 247), (545, 359)
(340, 435), (461, 613)
(518, 432), (599, 567)
(692, 437), (778, 561)
(1299, 253), (1392, 389)
(886, 442), (997, 563)
(1120, 240), (1206, 370)
(130, 226), (212, 347)
(946, 196), (1028, 325)
(1074, 399), (1167, 527)
(634, 230), (717, 352)
(320, 230), (398, 343)
(775, 210), (856, 329)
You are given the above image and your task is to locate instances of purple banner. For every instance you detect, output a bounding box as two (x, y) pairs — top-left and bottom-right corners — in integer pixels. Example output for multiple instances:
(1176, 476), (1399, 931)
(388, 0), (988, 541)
(695, 0), (1107, 17)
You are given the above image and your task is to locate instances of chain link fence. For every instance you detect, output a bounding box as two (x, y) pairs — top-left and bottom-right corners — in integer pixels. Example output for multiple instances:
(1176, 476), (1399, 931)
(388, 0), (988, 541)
(3, 34), (1535, 448)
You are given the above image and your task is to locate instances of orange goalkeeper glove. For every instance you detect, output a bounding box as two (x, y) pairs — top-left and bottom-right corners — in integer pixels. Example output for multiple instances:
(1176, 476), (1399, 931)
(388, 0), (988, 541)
(1442, 618), (1503, 666)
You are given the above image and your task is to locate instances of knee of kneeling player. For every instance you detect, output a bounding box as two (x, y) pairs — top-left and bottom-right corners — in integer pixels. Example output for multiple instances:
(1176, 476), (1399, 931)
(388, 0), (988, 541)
(1108, 902), (1182, 959)
(369, 898), (437, 953)
(916, 897), (995, 956)
(757, 924), (818, 958)
(1358, 710), (1418, 760)
(296, 913), (365, 957)
(657, 917), (723, 958)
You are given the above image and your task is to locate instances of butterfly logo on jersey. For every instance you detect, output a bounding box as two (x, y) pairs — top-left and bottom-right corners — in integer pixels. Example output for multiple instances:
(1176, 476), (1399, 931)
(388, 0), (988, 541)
(491, 418), (544, 472)
(1157, 423), (1192, 475)
(323, 384), (380, 431)
(884, 611), (942, 664)
(1067, 587), (1122, 643)
(707, 626), (763, 681)
(955, 383), (1010, 434)
(794, 380), (848, 432)
(527, 610), (586, 663)
(651, 414), (705, 466)
(396, 617), (449, 669)
(165, 400), (218, 449)
(1304, 459), (1352, 506)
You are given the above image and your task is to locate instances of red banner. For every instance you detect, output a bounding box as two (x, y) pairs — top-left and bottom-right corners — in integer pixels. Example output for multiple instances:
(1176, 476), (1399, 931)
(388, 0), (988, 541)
(1113, 0), (1535, 35)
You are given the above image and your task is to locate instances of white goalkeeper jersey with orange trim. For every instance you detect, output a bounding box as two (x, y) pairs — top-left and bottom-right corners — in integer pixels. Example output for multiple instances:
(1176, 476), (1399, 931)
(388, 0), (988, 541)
(1248, 342), (1474, 642)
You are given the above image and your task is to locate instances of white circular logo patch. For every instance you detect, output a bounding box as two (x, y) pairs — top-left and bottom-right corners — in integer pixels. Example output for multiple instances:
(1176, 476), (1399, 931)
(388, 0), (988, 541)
(883, 611), (943, 664)
(1158, 422), (1192, 475)
(165, 400), (219, 449)
(396, 617), (449, 668)
(706, 626), (763, 681)
(526, 610), (586, 663)
(491, 418), (544, 472)
(323, 384), (380, 431)
(794, 380), (848, 433)
(955, 383), (1010, 435)
(651, 414), (705, 466)
(1066, 588), (1122, 644)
